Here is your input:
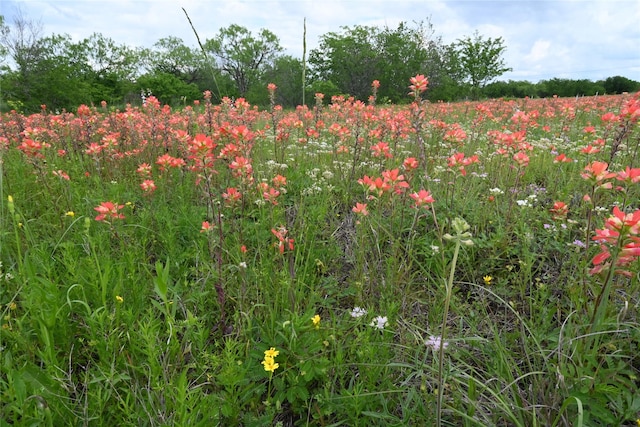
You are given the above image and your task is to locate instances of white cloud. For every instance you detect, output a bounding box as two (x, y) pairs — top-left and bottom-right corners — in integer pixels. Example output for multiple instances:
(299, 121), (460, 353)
(525, 40), (551, 63)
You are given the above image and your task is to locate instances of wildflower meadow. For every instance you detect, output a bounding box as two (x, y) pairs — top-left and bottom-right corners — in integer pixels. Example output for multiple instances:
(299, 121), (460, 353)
(1, 78), (640, 426)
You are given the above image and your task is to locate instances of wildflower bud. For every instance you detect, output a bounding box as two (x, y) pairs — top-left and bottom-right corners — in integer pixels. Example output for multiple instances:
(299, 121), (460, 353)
(451, 217), (471, 235)
(83, 217), (91, 235)
(7, 195), (15, 215)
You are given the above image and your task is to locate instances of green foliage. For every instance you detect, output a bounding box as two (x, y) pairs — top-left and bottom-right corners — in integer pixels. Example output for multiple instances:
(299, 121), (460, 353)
(203, 24), (283, 98)
(2, 89), (640, 425)
(537, 78), (607, 98)
(449, 31), (512, 99)
(135, 72), (201, 105)
(602, 75), (640, 94)
(261, 55), (305, 107)
(2, 10), (639, 110)
(309, 20), (446, 103)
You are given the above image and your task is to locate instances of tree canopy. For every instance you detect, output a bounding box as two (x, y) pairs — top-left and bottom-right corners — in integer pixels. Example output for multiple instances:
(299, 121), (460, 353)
(204, 24), (282, 98)
(0, 10), (637, 113)
(308, 21), (447, 103)
(449, 31), (512, 99)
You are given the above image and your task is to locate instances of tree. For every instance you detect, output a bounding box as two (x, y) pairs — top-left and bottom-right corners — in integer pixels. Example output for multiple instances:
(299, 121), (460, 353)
(142, 36), (202, 84)
(601, 76), (640, 94)
(204, 25), (283, 98)
(262, 55), (305, 107)
(0, 8), (43, 74)
(78, 33), (140, 81)
(309, 25), (381, 101)
(0, 10), (95, 111)
(70, 33), (140, 104)
(135, 72), (201, 106)
(1, 31), (88, 112)
(450, 31), (512, 99)
(309, 21), (447, 103)
(0, 15), (9, 65)
(377, 21), (445, 103)
(0, 7), (45, 110)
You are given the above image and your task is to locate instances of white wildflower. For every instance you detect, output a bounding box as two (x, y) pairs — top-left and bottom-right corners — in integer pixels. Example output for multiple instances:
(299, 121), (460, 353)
(425, 335), (449, 350)
(350, 307), (367, 318)
(370, 316), (388, 330)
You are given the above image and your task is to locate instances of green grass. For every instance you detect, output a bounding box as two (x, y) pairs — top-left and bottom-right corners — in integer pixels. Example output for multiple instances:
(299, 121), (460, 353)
(1, 91), (640, 426)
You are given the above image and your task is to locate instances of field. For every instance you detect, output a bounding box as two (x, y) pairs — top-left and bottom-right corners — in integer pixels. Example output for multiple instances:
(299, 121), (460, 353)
(1, 80), (640, 426)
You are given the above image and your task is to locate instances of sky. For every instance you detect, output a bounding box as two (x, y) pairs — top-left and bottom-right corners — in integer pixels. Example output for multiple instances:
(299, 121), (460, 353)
(1, 0), (639, 83)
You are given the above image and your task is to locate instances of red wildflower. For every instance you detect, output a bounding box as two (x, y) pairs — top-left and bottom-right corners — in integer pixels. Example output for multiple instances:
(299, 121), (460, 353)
(581, 145), (601, 154)
(229, 156), (253, 180)
(137, 163), (152, 177)
(352, 202), (369, 216)
(272, 174), (287, 188)
(358, 175), (391, 198)
(581, 161), (616, 188)
(381, 169), (409, 194)
(77, 104), (92, 117)
(549, 201), (568, 220)
(271, 227), (294, 254)
(408, 74), (429, 95)
(262, 187), (281, 205)
(554, 153), (572, 163)
(409, 190), (435, 208)
(140, 179), (156, 193)
(85, 143), (103, 156)
(52, 170), (70, 181)
(222, 187), (242, 205)
(403, 157), (419, 172)
(156, 154), (186, 171)
(201, 221), (213, 233)
(371, 141), (392, 158)
(616, 167), (640, 184)
(448, 152), (479, 176)
(17, 138), (51, 158)
(512, 151), (530, 168)
(590, 206), (640, 276)
(219, 143), (240, 159)
(188, 133), (216, 156)
(94, 201), (125, 222)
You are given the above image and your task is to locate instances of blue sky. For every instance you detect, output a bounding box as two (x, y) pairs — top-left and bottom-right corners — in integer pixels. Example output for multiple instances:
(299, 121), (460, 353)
(2, 0), (639, 83)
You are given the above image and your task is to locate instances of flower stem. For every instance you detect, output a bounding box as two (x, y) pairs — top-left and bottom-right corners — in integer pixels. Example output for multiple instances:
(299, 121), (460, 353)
(436, 237), (461, 427)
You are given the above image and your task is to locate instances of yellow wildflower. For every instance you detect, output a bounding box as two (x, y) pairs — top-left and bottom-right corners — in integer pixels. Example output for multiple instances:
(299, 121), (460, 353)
(115, 295), (124, 304)
(312, 314), (321, 328)
(264, 347), (279, 358)
(261, 356), (279, 372)
(483, 275), (492, 286)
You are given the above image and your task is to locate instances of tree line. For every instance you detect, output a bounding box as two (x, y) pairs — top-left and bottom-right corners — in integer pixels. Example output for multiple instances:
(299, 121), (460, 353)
(1, 12), (638, 114)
